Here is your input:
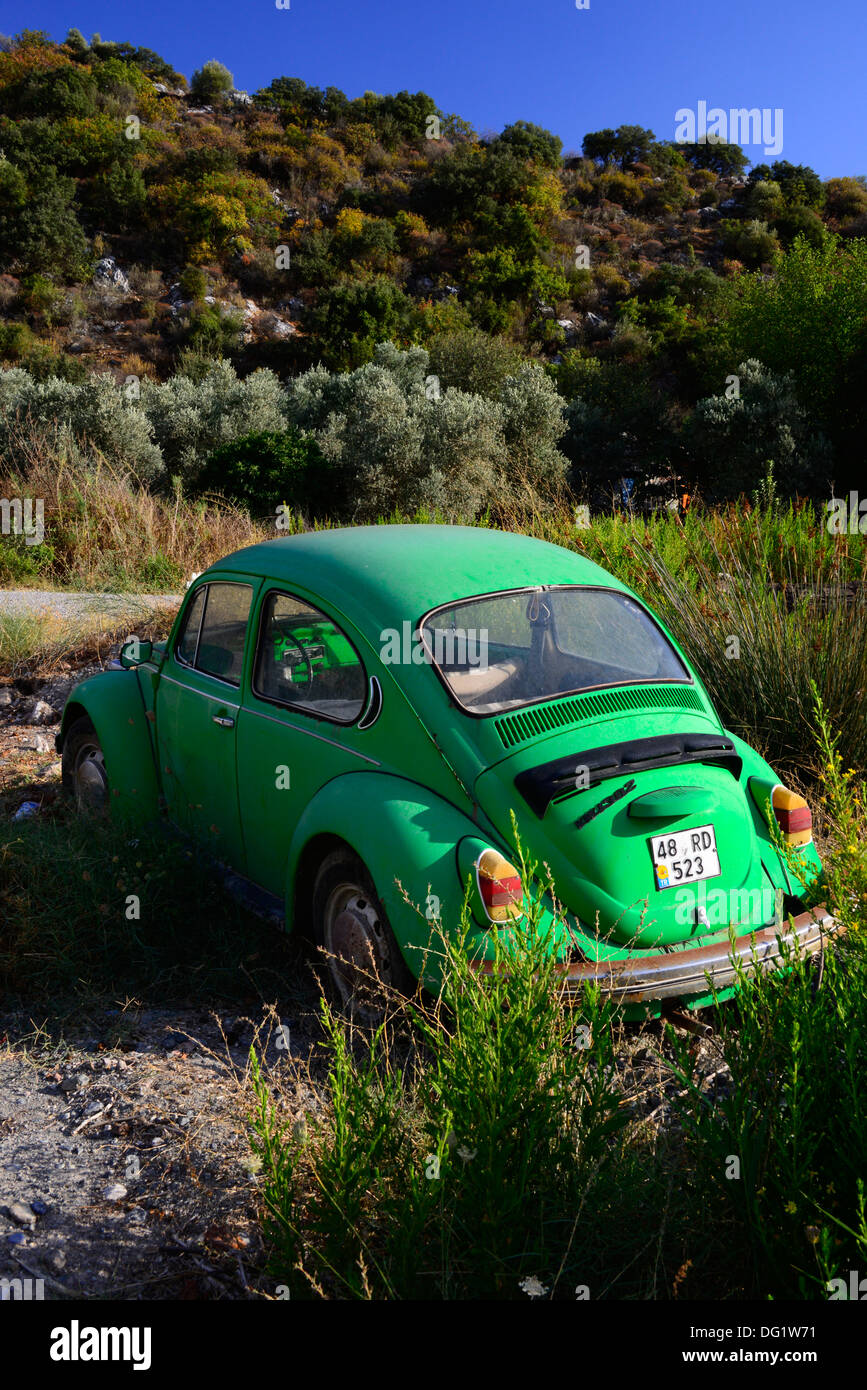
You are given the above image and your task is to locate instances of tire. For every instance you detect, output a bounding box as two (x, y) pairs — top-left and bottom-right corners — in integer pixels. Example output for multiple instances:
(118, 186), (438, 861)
(311, 849), (415, 1024)
(61, 716), (109, 813)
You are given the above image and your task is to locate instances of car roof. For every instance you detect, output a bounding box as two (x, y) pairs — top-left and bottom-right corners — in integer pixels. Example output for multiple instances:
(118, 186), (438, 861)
(207, 524), (626, 637)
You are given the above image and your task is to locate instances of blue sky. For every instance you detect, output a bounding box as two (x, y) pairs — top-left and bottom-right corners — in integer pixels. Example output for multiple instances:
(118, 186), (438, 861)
(3, 0), (865, 178)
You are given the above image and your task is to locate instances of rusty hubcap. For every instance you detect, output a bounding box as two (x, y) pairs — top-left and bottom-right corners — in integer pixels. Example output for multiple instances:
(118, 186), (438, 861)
(323, 883), (392, 1019)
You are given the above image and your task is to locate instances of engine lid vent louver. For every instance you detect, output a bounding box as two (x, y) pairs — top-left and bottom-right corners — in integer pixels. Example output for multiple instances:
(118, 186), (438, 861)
(493, 685), (706, 750)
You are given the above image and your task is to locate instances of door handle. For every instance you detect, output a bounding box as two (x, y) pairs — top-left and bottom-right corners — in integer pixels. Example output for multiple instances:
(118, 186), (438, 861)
(212, 714), (235, 728)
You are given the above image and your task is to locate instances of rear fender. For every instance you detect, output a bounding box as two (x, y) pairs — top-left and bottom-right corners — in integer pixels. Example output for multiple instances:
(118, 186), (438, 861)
(286, 772), (490, 987)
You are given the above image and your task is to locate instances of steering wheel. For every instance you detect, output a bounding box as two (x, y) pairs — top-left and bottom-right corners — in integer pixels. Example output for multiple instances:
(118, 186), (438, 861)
(275, 632), (315, 695)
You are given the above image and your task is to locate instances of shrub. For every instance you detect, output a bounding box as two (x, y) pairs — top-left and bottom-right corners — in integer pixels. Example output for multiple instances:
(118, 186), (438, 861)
(427, 327), (526, 396)
(179, 264), (208, 302)
(718, 218), (781, 269)
(199, 426), (332, 518)
(140, 360), (288, 486)
(0, 159), (89, 279)
(824, 176), (867, 224)
(284, 343), (568, 519)
(0, 367), (163, 482)
(775, 204), (827, 249)
(303, 278), (418, 370)
(189, 59), (233, 106)
(745, 179), (785, 223)
(748, 160), (825, 211)
(597, 170), (645, 208)
(683, 359), (833, 501)
(489, 120), (563, 169)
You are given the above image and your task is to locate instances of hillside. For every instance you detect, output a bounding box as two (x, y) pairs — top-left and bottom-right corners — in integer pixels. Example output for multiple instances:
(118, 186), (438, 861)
(1, 27), (866, 501)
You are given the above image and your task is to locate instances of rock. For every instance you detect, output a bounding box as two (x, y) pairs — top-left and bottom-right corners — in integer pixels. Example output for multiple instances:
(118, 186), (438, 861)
(7, 1232), (25, 1245)
(0, 687), (14, 707)
(27, 699), (58, 726)
(21, 733), (53, 753)
(103, 1183), (127, 1202)
(8, 1201), (36, 1229)
(93, 257), (130, 295)
(230, 90), (253, 106)
(585, 311), (605, 328)
(258, 312), (295, 338)
(30, 1199), (48, 1216)
(60, 1074), (87, 1094)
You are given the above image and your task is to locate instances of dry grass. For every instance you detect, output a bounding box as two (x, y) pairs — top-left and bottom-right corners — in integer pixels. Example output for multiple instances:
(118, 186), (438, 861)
(0, 601), (177, 679)
(0, 434), (271, 592)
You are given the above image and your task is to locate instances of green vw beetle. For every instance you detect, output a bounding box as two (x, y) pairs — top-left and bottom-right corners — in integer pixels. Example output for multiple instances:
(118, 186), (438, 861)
(57, 525), (835, 1018)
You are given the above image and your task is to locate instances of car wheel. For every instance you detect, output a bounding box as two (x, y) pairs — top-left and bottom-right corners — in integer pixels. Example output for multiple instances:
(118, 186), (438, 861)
(61, 716), (109, 813)
(312, 849), (415, 1024)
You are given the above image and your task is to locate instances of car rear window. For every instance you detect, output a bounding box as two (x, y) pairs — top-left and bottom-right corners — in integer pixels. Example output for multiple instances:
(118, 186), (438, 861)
(420, 586), (690, 713)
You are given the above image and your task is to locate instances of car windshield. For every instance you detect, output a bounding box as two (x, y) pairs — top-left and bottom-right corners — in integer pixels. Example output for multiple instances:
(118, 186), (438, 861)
(419, 586), (690, 713)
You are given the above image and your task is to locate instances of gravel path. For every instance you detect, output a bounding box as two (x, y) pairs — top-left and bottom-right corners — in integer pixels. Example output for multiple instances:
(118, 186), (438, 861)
(0, 1009), (312, 1300)
(0, 590), (182, 622)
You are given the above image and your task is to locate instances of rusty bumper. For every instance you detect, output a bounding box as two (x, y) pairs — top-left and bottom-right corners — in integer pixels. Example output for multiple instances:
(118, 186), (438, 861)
(474, 906), (840, 1005)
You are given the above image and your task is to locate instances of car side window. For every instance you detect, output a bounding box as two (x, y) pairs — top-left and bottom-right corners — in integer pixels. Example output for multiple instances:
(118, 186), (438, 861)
(177, 582), (253, 686)
(253, 590), (366, 723)
(176, 586), (206, 667)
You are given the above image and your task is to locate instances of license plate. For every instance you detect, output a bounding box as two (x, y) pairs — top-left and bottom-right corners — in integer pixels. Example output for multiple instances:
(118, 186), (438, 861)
(649, 824), (721, 891)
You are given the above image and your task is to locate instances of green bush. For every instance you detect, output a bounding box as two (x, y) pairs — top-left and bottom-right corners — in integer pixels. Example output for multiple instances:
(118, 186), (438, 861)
(141, 360), (289, 486)
(718, 218), (781, 269)
(285, 342), (567, 519)
(199, 426), (332, 518)
(179, 264), (209, 302)
(428, 327), (527, 396)
(683, 359), (832, 501)
(189, 59), (234, 105)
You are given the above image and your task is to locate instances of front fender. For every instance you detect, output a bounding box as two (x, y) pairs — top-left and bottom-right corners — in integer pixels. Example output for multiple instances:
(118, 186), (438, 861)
(57, 671), (161, 824)
(287, 772), (494, 987)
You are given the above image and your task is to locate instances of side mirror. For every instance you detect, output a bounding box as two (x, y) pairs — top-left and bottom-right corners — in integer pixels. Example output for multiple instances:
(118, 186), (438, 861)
(119, 637), (153, 669)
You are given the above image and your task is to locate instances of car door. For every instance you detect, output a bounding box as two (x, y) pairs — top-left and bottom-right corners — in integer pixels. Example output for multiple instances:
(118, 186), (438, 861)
(236, 585), (376, 898)
(156, 576), (259, 873)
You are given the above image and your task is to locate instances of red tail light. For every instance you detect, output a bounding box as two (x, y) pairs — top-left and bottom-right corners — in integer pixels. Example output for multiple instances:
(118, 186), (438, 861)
(772, 787), (813, 846)
(475, 848), (524, 923)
